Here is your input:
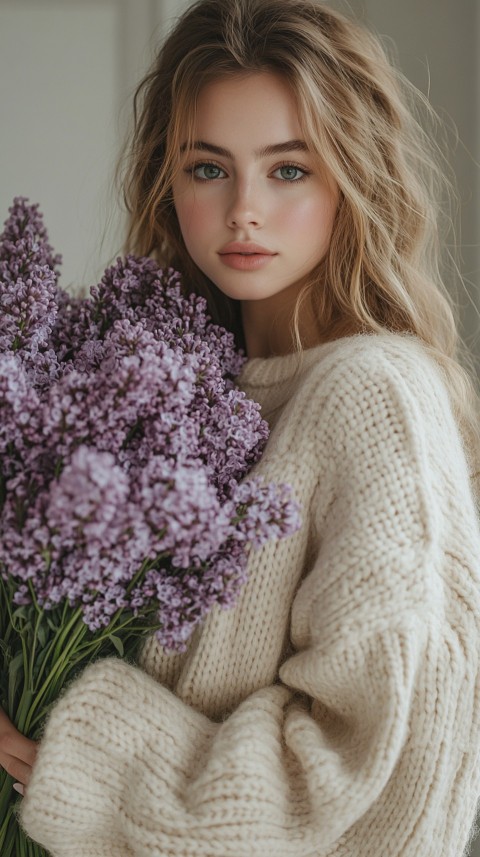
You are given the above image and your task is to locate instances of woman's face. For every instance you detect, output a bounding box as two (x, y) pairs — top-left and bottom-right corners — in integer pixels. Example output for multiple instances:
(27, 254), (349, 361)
(172, 71), (338, 310)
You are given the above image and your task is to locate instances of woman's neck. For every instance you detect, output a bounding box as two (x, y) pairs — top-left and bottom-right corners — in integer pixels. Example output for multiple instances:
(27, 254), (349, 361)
(241, 298), (359, 359)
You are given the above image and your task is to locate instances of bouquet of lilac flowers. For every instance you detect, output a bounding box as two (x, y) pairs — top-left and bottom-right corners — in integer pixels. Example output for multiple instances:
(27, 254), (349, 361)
(0, 198), (301, 857)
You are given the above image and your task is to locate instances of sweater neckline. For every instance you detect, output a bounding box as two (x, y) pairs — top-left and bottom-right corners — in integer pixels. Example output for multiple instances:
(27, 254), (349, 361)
(236, 334), (363, 388)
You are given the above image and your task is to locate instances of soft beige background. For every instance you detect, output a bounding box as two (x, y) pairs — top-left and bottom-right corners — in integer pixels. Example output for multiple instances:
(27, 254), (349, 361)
(0, 0), (479, 851)
(333, 0), (480, 363)
(0, 0), (192, 292)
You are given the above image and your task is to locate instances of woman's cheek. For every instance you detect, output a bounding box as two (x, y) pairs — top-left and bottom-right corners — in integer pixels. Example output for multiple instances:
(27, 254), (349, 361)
(294, 196), (336, 239)
(178, 195), (218, 242)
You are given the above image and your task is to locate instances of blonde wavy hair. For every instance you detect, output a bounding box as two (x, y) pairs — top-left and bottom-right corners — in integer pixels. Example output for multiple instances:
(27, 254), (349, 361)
(119, 0), (480, 498)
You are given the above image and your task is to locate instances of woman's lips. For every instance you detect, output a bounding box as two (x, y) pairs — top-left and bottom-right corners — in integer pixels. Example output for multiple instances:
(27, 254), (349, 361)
(218, 243), (277, 271)
(218, 252), (275, 271)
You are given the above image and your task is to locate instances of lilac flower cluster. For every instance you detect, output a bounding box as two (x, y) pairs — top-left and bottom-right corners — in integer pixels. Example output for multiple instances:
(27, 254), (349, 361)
(0, 199), (301, 651)
(0, 197), (62, 389)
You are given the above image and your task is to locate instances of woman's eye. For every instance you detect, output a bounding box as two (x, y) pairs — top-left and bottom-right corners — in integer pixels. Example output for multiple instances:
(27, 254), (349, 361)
(190, 163), (226, 180)
(273, 165), (308, 181)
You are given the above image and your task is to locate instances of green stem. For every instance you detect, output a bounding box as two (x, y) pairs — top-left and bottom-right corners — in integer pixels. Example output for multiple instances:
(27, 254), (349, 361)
(15, 633), (34, 734)
(23, 615), (88, 735)
(26, 583), (45, 687)
(71, 612), (145, 656)
(20, 825), (34, 857)
(0, 771), (15, 826)
(0, 797), (11, 841)
(0, 806), (17, 857)
(51, 605), (84, 663)
(30, 603), (70, 697)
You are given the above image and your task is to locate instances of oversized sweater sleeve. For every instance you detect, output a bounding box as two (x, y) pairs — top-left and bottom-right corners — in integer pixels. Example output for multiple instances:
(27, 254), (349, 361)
(20, 354), (446, 857)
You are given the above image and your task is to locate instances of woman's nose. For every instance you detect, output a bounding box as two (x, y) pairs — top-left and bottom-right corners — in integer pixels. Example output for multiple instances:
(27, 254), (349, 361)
(226, 182), (264, 229)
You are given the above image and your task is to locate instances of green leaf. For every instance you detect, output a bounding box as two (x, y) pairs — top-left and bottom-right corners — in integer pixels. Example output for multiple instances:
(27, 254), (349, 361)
(108, 635), (124, 657)
(45, 614), (60, 633)
(36, 622), (49, 649)
(0, 638), (11, 659)
(11, 606), (30, 623)
(8, 651), (25, 712)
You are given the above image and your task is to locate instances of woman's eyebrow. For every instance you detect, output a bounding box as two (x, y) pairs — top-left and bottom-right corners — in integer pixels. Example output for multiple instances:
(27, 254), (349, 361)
(179, 139), (309, 158)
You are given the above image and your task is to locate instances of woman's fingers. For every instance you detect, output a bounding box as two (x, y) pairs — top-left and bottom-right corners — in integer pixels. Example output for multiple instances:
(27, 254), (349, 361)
(0, 731), (38, 766)
(0, 749), (34, 786)
(0, 711), (39, 787)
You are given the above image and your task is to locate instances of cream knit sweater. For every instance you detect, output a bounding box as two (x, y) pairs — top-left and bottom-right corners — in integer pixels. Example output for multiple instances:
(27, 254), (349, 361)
(21, 331), (480, 857)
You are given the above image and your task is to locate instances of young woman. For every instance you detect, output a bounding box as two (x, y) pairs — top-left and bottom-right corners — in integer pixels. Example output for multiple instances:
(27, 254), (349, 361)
(2, 1), (480, 854)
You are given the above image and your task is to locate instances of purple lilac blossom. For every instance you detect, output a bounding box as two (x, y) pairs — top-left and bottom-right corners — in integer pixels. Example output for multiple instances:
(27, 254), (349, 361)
(0, 355), (39, 457)
(87, 256), (245, 380)
(0, 197), (61, 275)
(0, 198), (62, 389)
(0, 199), (302, 651)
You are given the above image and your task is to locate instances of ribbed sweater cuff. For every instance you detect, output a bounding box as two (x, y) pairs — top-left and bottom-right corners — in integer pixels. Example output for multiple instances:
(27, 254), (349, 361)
(20, 658), (215, 855)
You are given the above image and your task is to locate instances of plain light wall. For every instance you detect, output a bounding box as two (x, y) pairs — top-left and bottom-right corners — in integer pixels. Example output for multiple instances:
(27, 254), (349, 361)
(0, 0), (192, 293)
(327, 0), (480, 358)
(0, 1), (121, 291)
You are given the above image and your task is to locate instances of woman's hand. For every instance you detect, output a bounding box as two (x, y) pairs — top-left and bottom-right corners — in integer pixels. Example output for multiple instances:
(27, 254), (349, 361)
(0, 708), (38, 795)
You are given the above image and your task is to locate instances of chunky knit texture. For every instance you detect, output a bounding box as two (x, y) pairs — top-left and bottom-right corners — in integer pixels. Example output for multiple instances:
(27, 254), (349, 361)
(21, 331), (480, 857)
